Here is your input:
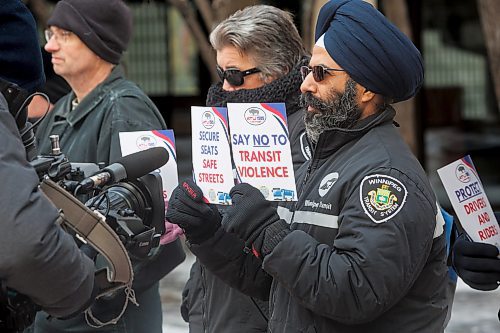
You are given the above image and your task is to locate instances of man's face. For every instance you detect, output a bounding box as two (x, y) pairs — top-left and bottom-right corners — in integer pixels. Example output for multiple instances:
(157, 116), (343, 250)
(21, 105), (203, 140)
(44, 26), (101, 82)
(300, 46), (362, 144)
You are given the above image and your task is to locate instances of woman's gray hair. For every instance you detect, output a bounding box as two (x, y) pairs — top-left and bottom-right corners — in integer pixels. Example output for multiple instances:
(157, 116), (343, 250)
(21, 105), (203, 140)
(210, 5), (308, 80)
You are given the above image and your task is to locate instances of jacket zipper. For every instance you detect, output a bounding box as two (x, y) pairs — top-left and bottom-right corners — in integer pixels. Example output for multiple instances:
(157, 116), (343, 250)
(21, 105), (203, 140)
(268, 141), (320, 331)
(201, 264), (208, 333)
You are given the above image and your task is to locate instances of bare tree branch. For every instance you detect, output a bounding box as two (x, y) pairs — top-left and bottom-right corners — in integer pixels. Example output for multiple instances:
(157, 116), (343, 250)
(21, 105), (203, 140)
(194, 0), (215, 31)
(167, 0), (218, 82)
(212, 0), (260, 22)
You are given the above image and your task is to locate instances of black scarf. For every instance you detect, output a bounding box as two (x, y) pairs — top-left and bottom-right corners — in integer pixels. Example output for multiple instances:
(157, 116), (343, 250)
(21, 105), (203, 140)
(206, 56), (310, 116)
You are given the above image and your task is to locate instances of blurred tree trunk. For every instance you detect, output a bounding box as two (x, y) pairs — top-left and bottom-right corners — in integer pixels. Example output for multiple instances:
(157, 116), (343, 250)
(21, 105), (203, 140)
(478, 0), (500, 112)
(24, 0), (51, 27)
(303, 0), (377, 51)
(302, 0), (327, 52)
(384, 0), (417, 154)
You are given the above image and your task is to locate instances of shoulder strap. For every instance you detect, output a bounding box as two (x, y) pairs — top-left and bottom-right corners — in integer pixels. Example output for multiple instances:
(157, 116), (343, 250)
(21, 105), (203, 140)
(40, 179), (133, 297)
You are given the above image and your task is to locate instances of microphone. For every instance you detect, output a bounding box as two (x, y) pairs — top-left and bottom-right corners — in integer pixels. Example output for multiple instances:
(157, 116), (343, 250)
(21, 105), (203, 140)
(78, 147), (169, 192)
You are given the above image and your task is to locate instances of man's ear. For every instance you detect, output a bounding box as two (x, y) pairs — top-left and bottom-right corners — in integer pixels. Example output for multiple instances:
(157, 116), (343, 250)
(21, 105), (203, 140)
(360, 88), (377, 103)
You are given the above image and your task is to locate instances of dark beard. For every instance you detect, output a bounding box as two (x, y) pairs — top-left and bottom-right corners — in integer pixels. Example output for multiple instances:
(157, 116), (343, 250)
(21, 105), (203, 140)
(300, 79), (362, 144)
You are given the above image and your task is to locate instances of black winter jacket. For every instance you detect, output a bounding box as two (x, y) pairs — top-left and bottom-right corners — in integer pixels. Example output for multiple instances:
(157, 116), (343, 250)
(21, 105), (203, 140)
(198, 108), (450, 333)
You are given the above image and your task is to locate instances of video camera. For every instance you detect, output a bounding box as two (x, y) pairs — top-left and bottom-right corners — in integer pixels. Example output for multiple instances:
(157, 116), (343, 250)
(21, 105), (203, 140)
(0, 79), (169, 332)
(32, 135), (169, 259)
(0, 79), (168, 257)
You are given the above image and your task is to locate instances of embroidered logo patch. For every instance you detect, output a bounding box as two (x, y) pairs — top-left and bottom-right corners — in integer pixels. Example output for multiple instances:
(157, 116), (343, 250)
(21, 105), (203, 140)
(359, 174), (407, 223)
(318, 172), (339, 197)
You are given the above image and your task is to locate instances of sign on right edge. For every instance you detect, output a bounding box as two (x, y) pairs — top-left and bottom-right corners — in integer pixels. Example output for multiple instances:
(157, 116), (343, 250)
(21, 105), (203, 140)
(437, 155), (500, 247)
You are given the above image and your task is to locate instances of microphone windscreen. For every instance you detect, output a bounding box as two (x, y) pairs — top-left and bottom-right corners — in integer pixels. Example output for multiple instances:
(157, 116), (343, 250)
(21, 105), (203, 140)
(114, 147), (169, 179)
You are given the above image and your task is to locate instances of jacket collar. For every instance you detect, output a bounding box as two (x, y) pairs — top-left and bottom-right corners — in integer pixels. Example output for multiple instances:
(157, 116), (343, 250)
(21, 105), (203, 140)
(312, 106), (396, 159)
(53, 66), (123, 126)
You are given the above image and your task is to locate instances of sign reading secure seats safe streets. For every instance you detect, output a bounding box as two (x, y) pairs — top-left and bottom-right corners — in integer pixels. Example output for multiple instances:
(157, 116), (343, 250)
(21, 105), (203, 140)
(119, 130), (179, 200)
(438, 155), (500, 248)
(228, 103), (297, 201)
(191, 106), (234, 205)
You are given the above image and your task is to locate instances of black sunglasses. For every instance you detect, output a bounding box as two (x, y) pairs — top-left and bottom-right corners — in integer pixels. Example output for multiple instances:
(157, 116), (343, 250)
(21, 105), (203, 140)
(300, 65), (345, 82)
(216, 66), (261, 86)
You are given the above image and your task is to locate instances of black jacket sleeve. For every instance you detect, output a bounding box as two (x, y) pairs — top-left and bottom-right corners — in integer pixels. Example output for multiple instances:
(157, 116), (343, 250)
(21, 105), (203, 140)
(189, 227), (272, 300)
(0, 96), (95, 318)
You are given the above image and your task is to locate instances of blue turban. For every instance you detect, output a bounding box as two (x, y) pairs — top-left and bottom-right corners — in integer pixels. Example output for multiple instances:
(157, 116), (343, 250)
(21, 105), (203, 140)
(0, 0), (44, 93)
(315, 0), (423, 102)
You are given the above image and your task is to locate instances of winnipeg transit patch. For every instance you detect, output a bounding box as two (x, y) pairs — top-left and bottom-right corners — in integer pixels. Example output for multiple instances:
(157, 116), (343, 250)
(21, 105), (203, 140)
(359, 174), (407, 223)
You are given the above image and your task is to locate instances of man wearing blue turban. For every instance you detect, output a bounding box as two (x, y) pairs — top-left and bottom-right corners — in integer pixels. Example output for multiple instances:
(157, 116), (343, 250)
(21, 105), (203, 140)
(313, 0), (423, 102)
(166, 1), (451, 332)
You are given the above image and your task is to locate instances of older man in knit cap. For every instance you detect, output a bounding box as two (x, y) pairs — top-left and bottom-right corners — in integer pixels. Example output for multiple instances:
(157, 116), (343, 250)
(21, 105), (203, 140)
(31, 0), (185, 332)
(35, 0), (167, 165)
(167, 0), (451, 332)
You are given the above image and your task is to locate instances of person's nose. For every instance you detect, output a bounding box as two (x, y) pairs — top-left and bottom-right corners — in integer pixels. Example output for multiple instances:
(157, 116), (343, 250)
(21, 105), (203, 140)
(222, 80), (236, 92)
(300, 71), (316, 94)
(44, 36), (60, 53)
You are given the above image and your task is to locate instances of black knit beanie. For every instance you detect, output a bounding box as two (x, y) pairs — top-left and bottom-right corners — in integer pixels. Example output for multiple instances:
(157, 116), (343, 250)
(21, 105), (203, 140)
(47, 0), (133, 64)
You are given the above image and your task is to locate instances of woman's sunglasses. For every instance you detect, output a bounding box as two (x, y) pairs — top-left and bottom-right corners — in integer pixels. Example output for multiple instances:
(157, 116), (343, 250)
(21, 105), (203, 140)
(300, 65), (345, 82)
(216, 66), (261, 87)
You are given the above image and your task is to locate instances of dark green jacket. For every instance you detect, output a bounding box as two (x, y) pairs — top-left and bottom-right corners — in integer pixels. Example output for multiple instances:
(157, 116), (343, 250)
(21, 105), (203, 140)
(35, 66), (166, 165)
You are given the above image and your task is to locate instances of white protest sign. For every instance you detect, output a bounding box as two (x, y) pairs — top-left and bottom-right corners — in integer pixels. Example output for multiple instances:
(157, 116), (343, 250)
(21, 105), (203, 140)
(438, 155), (500, 247)
(191, 106), (233, 204)
(119, 130), (179, 200)
(228, 102), (297, 201)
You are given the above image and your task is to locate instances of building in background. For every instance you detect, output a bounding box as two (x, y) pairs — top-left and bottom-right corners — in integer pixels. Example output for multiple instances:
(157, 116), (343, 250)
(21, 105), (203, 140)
(31, 0), (500, 209)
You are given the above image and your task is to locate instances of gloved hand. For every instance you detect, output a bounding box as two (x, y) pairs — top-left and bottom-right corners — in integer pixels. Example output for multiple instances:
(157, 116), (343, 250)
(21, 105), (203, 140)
(165, 179), (221, 244)
(452, 235), (500, 291)
(160, 194), (184, 245)
(224, 183), (290, 257)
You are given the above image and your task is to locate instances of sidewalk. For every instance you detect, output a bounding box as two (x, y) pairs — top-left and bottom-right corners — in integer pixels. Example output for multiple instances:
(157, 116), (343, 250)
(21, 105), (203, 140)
(160, 250), (500, 332)
(445, 279), (500, 332)
(160, 250), (193, 333)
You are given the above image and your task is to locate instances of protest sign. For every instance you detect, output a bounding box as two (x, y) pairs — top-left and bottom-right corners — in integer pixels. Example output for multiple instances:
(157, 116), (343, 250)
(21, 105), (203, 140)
(438, 155), (500, 247)
(228, 102), (297, 201)
(191, 106), (233, 204)
(119, 130), (179, 200)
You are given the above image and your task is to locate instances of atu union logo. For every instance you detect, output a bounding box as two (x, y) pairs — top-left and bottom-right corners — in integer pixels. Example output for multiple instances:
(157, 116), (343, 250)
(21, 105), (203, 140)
(202, 110), (215, 129)
(244, 107), (266, 126)
(136, 135), (157, 150)
(455, 164), (471, 183)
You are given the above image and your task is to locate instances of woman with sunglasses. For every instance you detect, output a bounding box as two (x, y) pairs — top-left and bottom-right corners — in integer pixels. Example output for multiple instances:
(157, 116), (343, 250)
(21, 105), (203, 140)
(178, 5), (310, 333)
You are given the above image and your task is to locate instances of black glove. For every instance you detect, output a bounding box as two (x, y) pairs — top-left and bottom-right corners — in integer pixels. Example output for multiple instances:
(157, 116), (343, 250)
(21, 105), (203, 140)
(224, 183), (290, 257)
(166, 179), (221, 244)
(452, 235), (500, 291)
